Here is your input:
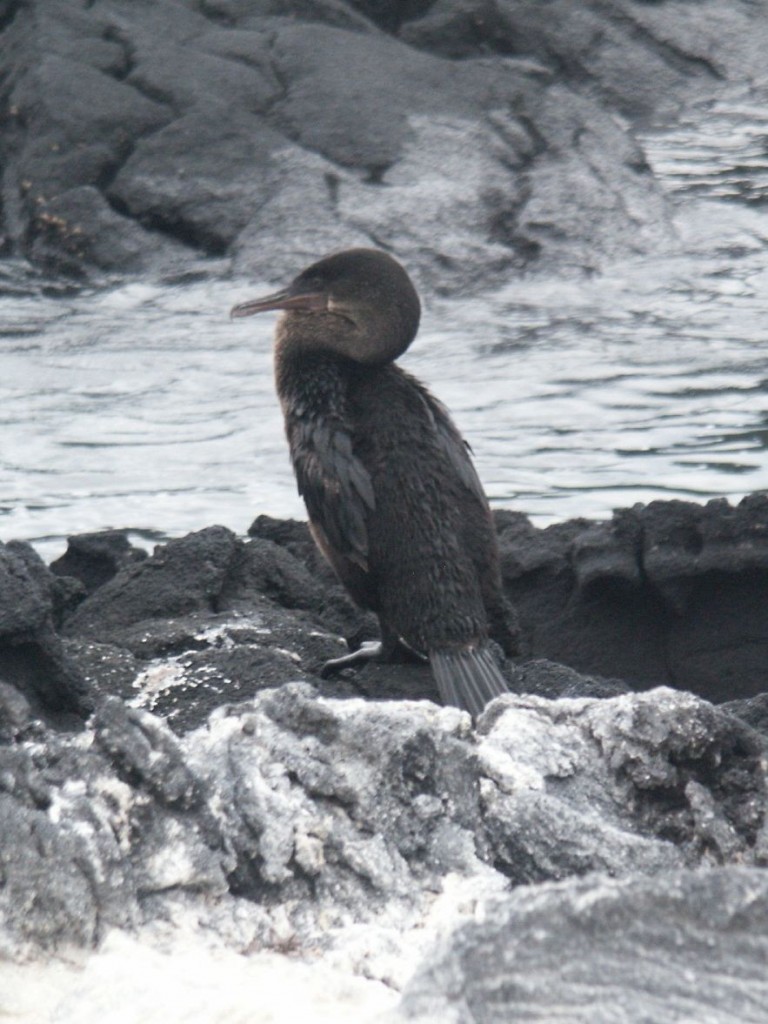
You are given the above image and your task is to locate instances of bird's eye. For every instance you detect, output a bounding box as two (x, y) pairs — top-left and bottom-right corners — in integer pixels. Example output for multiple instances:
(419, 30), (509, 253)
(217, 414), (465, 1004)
(299, 274), (325, 291)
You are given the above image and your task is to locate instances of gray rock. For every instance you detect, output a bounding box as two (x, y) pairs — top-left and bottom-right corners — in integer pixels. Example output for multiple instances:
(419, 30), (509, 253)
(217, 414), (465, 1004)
(479, 687), (764, 882)
(3, 493), (768, 1003)
(205, 0), (377, 33)
(0, 795), (116, 956)
(108, 109), (291, 253)
(0, 681), (31, 743)
(101, 609), (351, 733)
(506, 658), (630, 701)
(0, 542), (52, 638)
(93, 696), (207, 810)
(0, 698), (230, 959)
(265, 22), (461, 170)
(49, 529), (148, 596)
(190, 686), (484, 900)
(0, 683), (764, 970)
(9, 53), (170, 192)
(0, 0), (682, 283)
(0, 541), (92, 721)
(229, 144), (378, 282)
(402, 0), (768, 118)
(397, 867), (768, 1024)
(349, 0), (432, 31)
(57, 524), (365, 730)
(9, 490), (767, 748)
(126, 38), (280, 116)
(724, 693), (768, 742)
(62, 525), (241, 641)
(16, 493), (767, 728)
(0, 734), (138, 958)
(61, 637), (141, 705)
(6, 0), (768, 285)
(499, 495), (768, 702)
(28, 185), (191, 275)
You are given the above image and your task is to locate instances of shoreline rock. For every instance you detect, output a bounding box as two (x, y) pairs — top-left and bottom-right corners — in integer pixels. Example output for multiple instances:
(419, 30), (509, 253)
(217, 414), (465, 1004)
(3, 0), (767, 290)
(11, 0), (764, 285)
(1, 495), (768, 1020)
(3, 493), (768, 733)
(396, 866), (768, 1023)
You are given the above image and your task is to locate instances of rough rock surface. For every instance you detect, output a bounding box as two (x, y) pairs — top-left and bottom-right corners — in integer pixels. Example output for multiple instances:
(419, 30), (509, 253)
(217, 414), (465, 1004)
(9, 0), (768, 285)
(401, 0), (768, 117)
(0, 540), (92, 723)
(396, 868), (768, 1023)
(3, 493), (767, 735)
(1, 495), (768, 1020)
(498, 493), (768, 703)
(1, 678), (766, 1018)
(0, 678), (766, 950)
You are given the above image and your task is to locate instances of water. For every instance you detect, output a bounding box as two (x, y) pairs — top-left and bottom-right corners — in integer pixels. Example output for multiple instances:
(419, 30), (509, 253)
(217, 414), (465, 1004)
(3, 93), (768, 563)
(641, 88), (768, 205)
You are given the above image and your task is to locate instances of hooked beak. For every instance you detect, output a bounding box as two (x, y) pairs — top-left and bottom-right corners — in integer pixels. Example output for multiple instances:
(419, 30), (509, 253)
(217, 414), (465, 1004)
(230, 285), (327, 318)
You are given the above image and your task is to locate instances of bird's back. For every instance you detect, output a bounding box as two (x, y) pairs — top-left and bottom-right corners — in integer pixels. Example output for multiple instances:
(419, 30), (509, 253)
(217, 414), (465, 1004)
(348, 363), (496, 653)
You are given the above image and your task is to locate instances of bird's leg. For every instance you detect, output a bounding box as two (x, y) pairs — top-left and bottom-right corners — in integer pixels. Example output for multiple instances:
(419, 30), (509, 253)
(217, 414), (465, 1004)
(378, 621), (428, 664)
(319, 627), (427, 678)
(383, 636), (429, 665)
(319, 640), (383, 677)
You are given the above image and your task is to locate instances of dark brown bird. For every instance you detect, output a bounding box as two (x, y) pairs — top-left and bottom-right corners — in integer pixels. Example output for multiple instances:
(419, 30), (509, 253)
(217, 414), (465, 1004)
(231, 248), (516, 717)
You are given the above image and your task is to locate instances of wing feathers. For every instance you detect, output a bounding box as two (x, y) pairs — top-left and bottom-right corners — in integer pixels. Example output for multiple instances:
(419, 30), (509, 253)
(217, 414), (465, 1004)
(413, 384), (488, 506)
(290, 413), (374, 572)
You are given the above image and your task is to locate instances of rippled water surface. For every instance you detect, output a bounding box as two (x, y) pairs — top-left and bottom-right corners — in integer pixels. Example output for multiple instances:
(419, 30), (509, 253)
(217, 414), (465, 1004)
(3, 92), (768, 562)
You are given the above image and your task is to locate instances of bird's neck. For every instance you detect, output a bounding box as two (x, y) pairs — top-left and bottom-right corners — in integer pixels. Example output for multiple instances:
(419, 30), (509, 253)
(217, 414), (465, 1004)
(274, 338), (357, 422)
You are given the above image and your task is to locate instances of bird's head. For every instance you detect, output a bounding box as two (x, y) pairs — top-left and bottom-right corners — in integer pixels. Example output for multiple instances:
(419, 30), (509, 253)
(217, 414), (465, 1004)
(231, 248), (421, 365)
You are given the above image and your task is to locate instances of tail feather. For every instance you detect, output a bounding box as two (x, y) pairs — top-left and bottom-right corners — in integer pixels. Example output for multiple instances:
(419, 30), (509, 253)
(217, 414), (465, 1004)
(429, 644), (509, 718)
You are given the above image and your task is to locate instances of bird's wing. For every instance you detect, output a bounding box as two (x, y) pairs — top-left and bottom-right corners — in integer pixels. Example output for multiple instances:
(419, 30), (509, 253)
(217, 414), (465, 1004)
(288, 413), (375, 572)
